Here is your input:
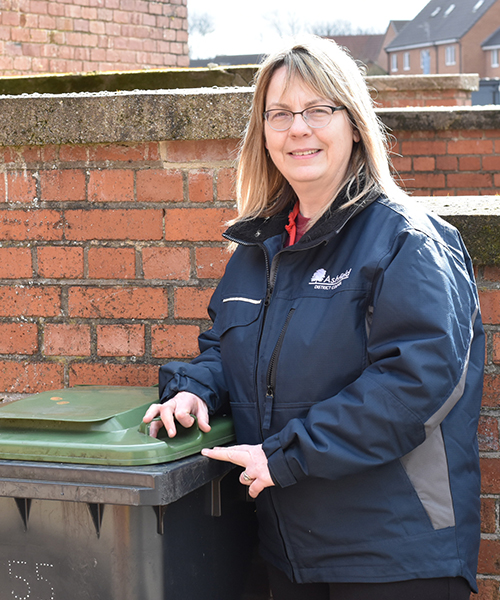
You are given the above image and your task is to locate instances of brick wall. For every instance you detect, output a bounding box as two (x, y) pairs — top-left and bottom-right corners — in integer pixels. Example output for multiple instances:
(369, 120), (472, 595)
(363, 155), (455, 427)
(0, 90), (500, 598)
(0, 139), (236, 391)
(0, 0), (189, 75)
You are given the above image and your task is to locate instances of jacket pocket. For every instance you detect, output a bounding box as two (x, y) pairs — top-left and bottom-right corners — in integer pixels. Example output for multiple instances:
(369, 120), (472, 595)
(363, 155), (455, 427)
(212, 296), (263, 337)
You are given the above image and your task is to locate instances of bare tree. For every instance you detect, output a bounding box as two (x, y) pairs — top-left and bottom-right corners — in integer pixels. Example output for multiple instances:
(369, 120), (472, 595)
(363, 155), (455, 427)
(265, 11), (305, 38)
(189, 12), (215, 36)
(311, 20), (381, 36)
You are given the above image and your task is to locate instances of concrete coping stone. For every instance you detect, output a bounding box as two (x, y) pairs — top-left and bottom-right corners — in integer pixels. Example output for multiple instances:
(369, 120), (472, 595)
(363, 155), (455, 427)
(0, 87), (498, 146)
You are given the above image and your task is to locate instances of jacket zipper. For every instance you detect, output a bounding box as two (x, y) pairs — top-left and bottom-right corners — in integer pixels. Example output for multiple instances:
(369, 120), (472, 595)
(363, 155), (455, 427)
(263, 307), (295, 431)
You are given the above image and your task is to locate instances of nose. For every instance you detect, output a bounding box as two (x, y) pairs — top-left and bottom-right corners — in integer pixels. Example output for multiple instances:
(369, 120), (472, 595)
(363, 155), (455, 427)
(288, 113), (311, 136)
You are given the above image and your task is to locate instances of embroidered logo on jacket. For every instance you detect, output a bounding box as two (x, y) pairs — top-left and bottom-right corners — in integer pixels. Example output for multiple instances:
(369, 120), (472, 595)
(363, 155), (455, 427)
(309, 268), (352, 290)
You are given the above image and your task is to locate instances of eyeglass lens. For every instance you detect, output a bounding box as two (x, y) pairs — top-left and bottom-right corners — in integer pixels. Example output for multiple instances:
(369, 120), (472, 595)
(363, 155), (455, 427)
(265, 106), (340, 131)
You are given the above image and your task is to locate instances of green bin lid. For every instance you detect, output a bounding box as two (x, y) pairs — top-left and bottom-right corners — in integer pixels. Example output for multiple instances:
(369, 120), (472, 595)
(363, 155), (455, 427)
(0, 386), (234, 466)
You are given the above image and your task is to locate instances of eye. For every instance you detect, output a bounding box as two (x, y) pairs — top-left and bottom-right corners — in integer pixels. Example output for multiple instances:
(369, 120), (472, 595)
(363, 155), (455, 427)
(270, 110), (291, 120)
(306, 106), (332, 116)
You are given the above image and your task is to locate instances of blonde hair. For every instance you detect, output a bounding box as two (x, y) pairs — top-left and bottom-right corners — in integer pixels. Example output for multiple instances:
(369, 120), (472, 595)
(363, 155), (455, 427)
(235, 35), (403, 224)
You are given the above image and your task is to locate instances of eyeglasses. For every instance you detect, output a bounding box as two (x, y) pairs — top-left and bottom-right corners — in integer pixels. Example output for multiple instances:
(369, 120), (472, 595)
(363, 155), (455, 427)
(263, 105), (346, 131)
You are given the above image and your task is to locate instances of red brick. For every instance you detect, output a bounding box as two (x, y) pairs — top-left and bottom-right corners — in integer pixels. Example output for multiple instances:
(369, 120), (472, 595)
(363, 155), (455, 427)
(478, 416), (500, 451)
(390, 156), (411, 172)
(164, 207), (235, 242)
(88, 169), (134, 202)
(65, 209), (162, 240)
(0, 209), (63, 241)
(448, 139), (493, 155)
(136, 169), (184, 202)
(484, 266), (500, 281)
(39, 169), (86, 202)
(0, 173), (5, 201)
(481, 498), (497, 534)
(59, 145), (88, 162)
(478, 538), (500, 575)
(151, 324), (200, 358)
(0, 361), (64, 393)
(0, 323), (38, 354)
(162, 139), (239, 163)
(142, 247), (190, 280)
(401, 140), (447, 156)
(479, 290), (500, 324)
(459, 156), (481, 171)
(403, 172), (446, 190)
(216, 168), (236, 201)
(88, 247), (136, 279)
(483, 374), (500, 408)
(69, 363), (158, 387)
(0, 247), (32, 278)
(484, 155), (500, 172)
(97, 324), (145, 356)
(88, 143), (148, 162)
(413, 156), (435, 171)
(6, 171), (37, 203)
(188, 169), (213, 203)
(493, 333), (500, 365)
(480, 457), (500, 494)
(476, 579), (500, 600)
(447, 172), (492, 189)
(436, 155), (458, 170)
(44, 323), (91, 356)
(0, 286), (60, 317)
(195, 246), (230, 279)
(68, 286), (168, 319)
(174, 287), (214, 319)
(37, 246), (84, 278)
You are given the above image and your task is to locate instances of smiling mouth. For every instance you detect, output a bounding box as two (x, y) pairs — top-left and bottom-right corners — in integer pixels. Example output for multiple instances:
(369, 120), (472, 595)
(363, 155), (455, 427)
(290, 149), (320, 157)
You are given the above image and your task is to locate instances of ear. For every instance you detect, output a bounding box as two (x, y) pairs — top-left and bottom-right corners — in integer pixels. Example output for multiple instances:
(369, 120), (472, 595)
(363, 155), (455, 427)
(352, 128), (361, 143)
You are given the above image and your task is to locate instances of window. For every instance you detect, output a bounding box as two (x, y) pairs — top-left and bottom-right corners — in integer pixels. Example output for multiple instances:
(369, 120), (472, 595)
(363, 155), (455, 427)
(492, 49), (500, 68)
(445, 45), (456, 65)
(421, 49), (431, 74)
(391, 53), (398, 72)
(431, 7), (441, 16)
(473, 0), (484, 11)
(403, 52), (410, 70)
(444, 4), (455, 16)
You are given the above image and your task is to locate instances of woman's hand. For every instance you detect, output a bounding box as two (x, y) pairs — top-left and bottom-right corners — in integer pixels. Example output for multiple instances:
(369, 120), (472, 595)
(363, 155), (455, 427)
(202, 444), (275, 498)
(143, 392), (211, 438)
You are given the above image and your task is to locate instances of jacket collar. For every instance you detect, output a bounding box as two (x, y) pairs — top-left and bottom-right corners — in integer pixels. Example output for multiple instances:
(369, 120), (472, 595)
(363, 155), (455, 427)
(223, 184), (382, 247)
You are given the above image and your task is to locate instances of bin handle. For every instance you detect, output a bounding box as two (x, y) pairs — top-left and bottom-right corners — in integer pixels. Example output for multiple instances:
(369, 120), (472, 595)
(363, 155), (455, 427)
(138, 415), (201, 439)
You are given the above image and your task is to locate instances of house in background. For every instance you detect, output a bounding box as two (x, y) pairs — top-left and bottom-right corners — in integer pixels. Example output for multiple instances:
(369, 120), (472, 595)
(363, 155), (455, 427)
(192, 21), (410, 75)
(328, 20), (409, 75)
(385, 0), (500, 77)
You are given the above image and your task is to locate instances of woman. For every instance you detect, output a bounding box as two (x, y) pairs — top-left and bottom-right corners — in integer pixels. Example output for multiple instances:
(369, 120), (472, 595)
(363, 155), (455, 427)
(144, 36), (484, 600)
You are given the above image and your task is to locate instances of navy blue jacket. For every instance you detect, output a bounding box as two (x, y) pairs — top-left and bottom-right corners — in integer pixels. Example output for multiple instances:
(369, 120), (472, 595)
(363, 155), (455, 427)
(159, 191), (484, 590)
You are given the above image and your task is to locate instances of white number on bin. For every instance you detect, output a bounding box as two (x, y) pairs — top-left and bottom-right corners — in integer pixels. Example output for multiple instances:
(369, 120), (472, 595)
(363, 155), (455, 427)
(8, 560), (55, 599)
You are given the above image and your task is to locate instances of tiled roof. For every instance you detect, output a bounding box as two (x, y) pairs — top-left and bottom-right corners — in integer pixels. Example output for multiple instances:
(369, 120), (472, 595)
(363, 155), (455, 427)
(328, 35), (385, 63)
(386, 0), (498, 50)
(482, 26), (500, 47)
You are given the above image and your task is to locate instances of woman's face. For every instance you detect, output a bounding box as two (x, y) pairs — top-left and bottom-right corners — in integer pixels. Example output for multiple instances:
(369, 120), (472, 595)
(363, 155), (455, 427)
(264, 66), (360, 213)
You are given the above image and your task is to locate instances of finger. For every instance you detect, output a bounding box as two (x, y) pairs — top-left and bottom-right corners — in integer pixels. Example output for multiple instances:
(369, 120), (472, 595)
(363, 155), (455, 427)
(240, 471), (255, 486)
(174, 410), (196, 429)
(159, 402), (178, 438)
(248, 479), (265, 499)
(149, 419), (165, 438)
(143, 403), (161, 423)
(201, 446), (247, 467)
(195, 402), (211, 433)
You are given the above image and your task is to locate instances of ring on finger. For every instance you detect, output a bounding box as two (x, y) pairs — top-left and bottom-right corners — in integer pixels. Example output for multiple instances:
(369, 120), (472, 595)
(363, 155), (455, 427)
(242, 471), (253, 482)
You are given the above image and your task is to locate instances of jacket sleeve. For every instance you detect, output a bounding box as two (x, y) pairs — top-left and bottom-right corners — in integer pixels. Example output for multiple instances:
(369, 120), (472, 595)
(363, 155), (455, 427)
(262, 228), (484, 488)
(158, 283), (230, 414)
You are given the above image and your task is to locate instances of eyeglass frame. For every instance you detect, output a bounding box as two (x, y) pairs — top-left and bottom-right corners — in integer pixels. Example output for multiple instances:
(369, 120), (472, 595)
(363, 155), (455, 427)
(263, 105), (347, 131)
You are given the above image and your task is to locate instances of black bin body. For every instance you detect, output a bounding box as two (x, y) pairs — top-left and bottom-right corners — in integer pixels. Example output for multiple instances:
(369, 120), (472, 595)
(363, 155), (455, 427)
(0, 387), (262, 600)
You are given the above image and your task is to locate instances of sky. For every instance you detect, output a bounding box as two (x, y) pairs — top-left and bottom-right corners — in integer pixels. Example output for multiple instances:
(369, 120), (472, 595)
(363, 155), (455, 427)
(187, 0), (431, 59)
